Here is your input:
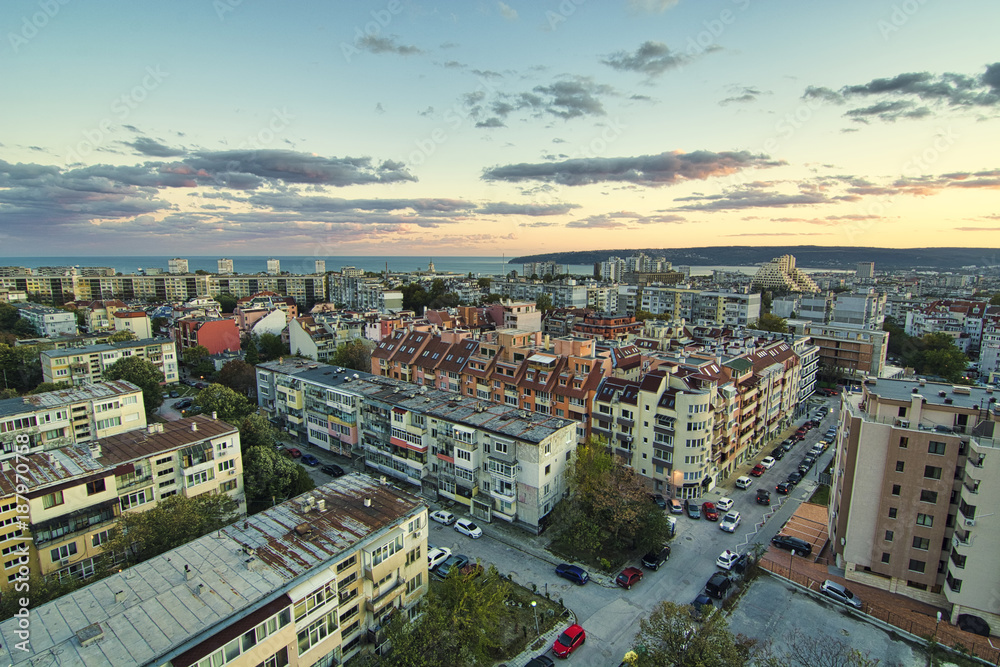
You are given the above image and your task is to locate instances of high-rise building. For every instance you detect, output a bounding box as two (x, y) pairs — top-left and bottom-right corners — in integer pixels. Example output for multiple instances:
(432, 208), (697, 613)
(315, 259), (326, 274)
(168, 258), (189, 275)
(750, 255), (820, 293)
(217, 258), (234, 275)
(856, 262), (875, 280)
(267, 258), (281, 275)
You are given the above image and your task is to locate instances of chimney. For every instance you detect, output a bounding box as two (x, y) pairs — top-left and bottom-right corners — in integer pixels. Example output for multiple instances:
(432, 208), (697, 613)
(114, 590), (127, 604)
(191, 422), (198, 432)
(316, 499), (326, 511)
(147, 425), (156, 435)
(184, 565), (194, 581)
(364, 498), (372, 508)
(211, 411), (217, 420)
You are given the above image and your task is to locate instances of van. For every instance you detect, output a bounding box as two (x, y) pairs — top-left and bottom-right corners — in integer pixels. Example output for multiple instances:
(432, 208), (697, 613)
(735, 476), (753, 490)
(705, 572), (732, 599)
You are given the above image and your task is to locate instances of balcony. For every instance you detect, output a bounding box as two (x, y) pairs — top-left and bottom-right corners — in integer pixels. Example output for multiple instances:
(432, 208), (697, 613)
(616, 416), (634, 427)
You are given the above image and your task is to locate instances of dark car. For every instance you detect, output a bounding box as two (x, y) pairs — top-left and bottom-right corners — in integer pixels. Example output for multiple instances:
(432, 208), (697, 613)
(756, 489), (771, 505)
(195, 382), (207, 389)
(685, 500), (701, 519)
(705, 572), (732, 599)
(641, 545), (671, 571)
(691, 594), (715, 620)
(787, 471), (803, 485)
(616, 567), (644, 590)
(169, 390), (180, 398)
(525, 656), (555, 667)
(555, 563), (590, 585)
(649, 493), (667, 510)
(775, 481), (793, 495)
(436, 553), (470, 578)
(301, 454), (320, 466)
(771, 534), (812, 556)
(321, 464), (346, 477)
(174, 398), (193, 409)
(770, 447), (785, 461)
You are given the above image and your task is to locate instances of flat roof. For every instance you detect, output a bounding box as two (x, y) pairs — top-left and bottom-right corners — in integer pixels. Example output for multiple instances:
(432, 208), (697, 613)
(0, 474), (425, 667)
(41, 338), (173, 359)
(865, 378), (1000, 411)
(0, 380), (141, 419)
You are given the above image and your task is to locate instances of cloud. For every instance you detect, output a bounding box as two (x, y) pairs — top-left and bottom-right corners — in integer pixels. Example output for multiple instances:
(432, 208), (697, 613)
(565, 211), (688, 229)
(478, 201), (580, 216)
(476, 117), (506, 128)
(627, 0), (680, 12)
(464, 75), (615, 126)
(126, 137), (187, 157)
(602, 41), (689, 77)
(954, 226), (1000, 232)
(498, 2), (518, 20)
(672, 189), (832, 211)
(483, 150), (781, 186)
(183, 150), (415, 188)
(719, 86), (768, 106)
(804, 63), (1000, 122)
(357, 34), (423, 56)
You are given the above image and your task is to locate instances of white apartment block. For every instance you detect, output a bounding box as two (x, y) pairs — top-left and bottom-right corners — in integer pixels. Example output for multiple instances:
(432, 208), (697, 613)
(41, 338), (179, 385)
(168, 258), (189, 275)
(217, 258), (234, 274)
(832, 291), (887, 330)
(750, 254), (820, 293)
(15, 303), (77, 337)
(267, 258), (281, 275)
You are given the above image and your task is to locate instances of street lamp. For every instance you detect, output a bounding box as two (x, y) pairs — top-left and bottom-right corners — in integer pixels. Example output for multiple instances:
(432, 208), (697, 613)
(531, 600), (539, 637)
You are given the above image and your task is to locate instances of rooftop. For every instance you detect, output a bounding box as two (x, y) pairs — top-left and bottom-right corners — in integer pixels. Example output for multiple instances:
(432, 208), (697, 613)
(0, 380), (142, 419)
(864, 378), (1000, 412)
(40, 338), (173, 359)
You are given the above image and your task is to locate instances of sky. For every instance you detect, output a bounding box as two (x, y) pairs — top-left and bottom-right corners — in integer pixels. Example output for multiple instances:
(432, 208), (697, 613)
(0, 0), (998, 257)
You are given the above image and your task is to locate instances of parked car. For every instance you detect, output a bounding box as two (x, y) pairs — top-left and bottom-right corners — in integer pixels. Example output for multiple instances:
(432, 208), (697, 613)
(616, 567), (644, 590)
(436, 553), (470, 578)
(820, 580), (863, 609)
(430, 510), (456, 525)
(720, 511), (741, 533)
(641, 545), (671, 570)
(756, 489), (771, 505)
(174, 398), (193, 409)
(649, 494), (667, 510)
(691, 594), (716, 620)
(769, 447), (785, 461)
(427, 547), (451, 571)
(300, 454), (320, 466)
(716, 549), (741, 570)
(702, 502), (719, 521)
(668, 498), (684, 514)
(705, 572), (732, 599)
(750, 464), (766, 477)
(284, 447), (302, 458)
(781, 440), (795, 452)
(760, 456), (776, 469)
(787, 471), (803, 485)
(771, 534), (812, 555)
(685, 500), (701, 519)
(775, 481), (794, 495)
(525, 655), (556, 667)
(715, 497), (734, 512)
(454, 518), (483, 538)
(552, 623), (587, 658)
(169, 390), (180, 398)
(555, 563), (590, 585)
(460, 561), (484, 578)
(321, 464), (345, 477)
(735, 476), (753, 489)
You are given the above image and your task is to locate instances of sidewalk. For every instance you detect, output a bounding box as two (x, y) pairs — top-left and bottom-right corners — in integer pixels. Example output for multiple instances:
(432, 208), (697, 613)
(499, 611), (576, 667)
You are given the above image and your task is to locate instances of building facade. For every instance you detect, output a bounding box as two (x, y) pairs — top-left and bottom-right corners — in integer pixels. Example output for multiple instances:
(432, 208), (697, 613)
(15, 303), (77, 337)
(40, 338), (179, 385)
(750, 254), (820, 293)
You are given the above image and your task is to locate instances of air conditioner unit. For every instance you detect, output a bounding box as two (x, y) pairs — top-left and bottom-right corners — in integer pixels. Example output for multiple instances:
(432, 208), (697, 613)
(228, 469), (236, 476)
(60, 558), (69, 567)
(965, 518), (976, 527)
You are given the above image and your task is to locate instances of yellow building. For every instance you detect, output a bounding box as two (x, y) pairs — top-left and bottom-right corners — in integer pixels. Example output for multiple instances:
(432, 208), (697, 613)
(40, 338), (179, 385)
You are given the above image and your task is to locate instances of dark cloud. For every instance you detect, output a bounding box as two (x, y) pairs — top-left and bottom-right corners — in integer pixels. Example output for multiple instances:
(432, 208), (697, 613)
(483, 150), (781, 186)
(719, 86), (768, 106)
(602, 41), (707, 77)
(477, 201), (580, 216)
(844, 100), (932, 122)
(126, 137), (187, 157)
(357, 35), (423, 56)
(464, 76), (614, 127)
(672, 189), (832, 211)
(476, 117), (506, 128)
(183, 150), (415, 187)
(246, 192), (473, 214)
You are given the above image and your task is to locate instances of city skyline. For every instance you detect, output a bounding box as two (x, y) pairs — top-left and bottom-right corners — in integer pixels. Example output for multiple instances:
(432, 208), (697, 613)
(1, 0), (998, 257)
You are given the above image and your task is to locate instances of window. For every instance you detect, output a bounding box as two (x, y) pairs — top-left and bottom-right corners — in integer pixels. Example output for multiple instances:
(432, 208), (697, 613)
(881, 552), (891, 564)
(891, 484), (901, 496)
(899, 436), (908, 448)
(928, 441), (946, 455)
(86, 479), (106, 495)
(121, 489), (150, 510)
(912, 536), (930, 550)
(908, 559), (926, 573)
(50, 542), (78, 563)
(92, 530), (111, 547)
(895, 461), (905, 472)
(888, 507), (897, 519)
(42, 491), (64, 509)
(884, 530), (894, 542)
(406, 572), (423, 594)
(898, 406), (907, 417)
(218, 459), (235, 473)
(494, 440), (509, 455)
(923, 466), (942, 480)
(916, 513), (934, 527)
(293, 582), (335, 621)
(219, 479), (238, 493)
(946, 572), (963, 593)
(336, 555), (357, 573)
(919, 490), (938, 504)
(186, 469), (214, 488)
(544, 464), (551, 476)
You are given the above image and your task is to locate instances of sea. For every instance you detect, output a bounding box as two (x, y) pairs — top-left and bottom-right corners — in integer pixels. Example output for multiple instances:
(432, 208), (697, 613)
(0, 255), (778, 278)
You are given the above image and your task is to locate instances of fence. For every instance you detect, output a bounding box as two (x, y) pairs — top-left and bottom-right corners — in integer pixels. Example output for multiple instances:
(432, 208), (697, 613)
(758, 559), (1000, 665)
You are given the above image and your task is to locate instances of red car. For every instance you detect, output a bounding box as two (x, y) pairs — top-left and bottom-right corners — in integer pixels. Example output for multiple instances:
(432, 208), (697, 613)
(616, 567), (644, 590)
(552, 623), (586, 658)
(284, 447), (302, 458)
(750, 463), (766, 477)
(702, 501), (719, 521)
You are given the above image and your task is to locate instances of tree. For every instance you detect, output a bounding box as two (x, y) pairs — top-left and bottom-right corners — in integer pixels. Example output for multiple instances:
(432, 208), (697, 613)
(991, 293), (1000, 306)
(757, 629), (882, 666)
(215, 293), (238, 314)
(0, 343), (43, 393)
(28, 382), (71, 394)
(288, 465), (316, 497)
(244, 336), (260, 365)
(477, 277), (492, 290)
(631, 601), (758, 667)
(98, 493), (239, 571)
(195, 383), (255, 422)
(751, 313), (789, 333)
(151, 316), (168, 334)
(102, 356), (164, 416)
(257, 333), (288, 361)
(482, 293), (502, 304)
(217, 360), (257, 400)
(633, 309), (658, 322)
(182, 344), (211, 366)
(108, 329), (136, 342)
(0, 571), (85, 622)
(242, 446), (313, 513)
(331, 338), (373, 372)
(238, 413), (279, 452)
(915, 332), (968, 382)
(535, 293), (553, 312)
(195, 269), (211, 275)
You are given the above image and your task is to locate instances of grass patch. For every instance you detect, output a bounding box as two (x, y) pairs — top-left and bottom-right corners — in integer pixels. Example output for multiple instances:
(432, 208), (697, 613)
(809, 484), (830, 505)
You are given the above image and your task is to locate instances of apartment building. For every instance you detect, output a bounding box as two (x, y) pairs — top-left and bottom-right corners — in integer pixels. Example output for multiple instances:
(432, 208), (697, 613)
(14, 303), (77, 337)
(831, 379), (1000, 631)
(234, 292), (298, 333)
(0, 381), (146, 460)
(328, 273), (403, 312)
(0, 413), (244, 590)
(905, 300), (989, 354)
(112, 310), (153, 339)
(790, 322), (889, 378)
(289, 313), (366, 362)
(71, 299), (128, 332)
(267, 258), (281, 275)
(0, 475), (427, 667)
(574, 312), (642, 341)
(256, 360), (577, 533)
(217, 258), (234, 275)
(750, 254), (820, 293)
(174, 316), (241, 355)
(639, 287), (761, 327)
(41, 338), (179, 385)
(833, 290), (887, 329)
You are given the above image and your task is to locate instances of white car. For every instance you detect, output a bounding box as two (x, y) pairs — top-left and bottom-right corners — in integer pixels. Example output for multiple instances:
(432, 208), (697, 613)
(716, 549), (741, 570)
(454, 518), (483, 539)
(716, 497), (734, 512)
(720, 511), (742, 533)
(735, 476), (753, 490)
(760, 456), (776, 469)
(430, 510), (456, 526)
(427, 547), (451, 571)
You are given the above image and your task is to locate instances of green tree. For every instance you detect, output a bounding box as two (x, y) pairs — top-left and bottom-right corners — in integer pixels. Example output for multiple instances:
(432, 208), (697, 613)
(257, 333), (288, 361)
(102, 355), (164, 416)
(751, 313), (789, 333)
(633, 309), (658, 322)
(477, 277), (492, 290)
(991, 293), (1000, 306)
(882, 316), (909, 357)
(242, 446), (312, 513)
(28, 382), (71, 394)
(98, 493), (239, 571)
(482, 293), (502, 304)
(108, 329), (136, 342)
(216, 360), (257, 400)
(632, 601), (757, 667)
(0, 343), (43, 393)
(238, 413), (279, 452)
(244, 336), (260, 365)
(0, 572), (85, 622)
(915, 332), (968, 382)
(288, 465), (316, 497)
(331, 338), (373, 372)
(195, 383), (255, 422)
(195, 269), (211, 275)
(182, 344), (211, 366)
(215, 293), (238, 314)
(535, 293), (553, 311)
(151, 316), (168, 334)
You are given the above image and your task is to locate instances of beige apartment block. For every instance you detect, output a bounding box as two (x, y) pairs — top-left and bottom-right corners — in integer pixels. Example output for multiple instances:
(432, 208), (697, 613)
(41, 338), (179, 385)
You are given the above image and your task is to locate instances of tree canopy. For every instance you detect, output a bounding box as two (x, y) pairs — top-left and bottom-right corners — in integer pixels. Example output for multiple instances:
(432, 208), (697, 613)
(215, 293), (238, 314)
(631, 601), (758, 667)
(101, 355), (165, 416)
(216, 359), (257, 399)
(195, 383), (256, 422)
(882, 318), (969, 382)
(750, 313), (789, 333)
(0, 343), (43, 394)
(257, 332), (288, 361)
(108, 329), (136, 342)
(242, 445), (315, 513)
(330, 338), (373, 372)
(534, 293), (553, 312)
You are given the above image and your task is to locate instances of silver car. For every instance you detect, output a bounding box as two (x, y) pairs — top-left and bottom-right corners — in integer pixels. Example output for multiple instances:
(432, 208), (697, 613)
(820, 580), (862, 609)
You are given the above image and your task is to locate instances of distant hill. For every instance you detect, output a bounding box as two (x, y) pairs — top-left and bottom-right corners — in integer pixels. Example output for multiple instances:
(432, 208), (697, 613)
(508, 246), (997, 271)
